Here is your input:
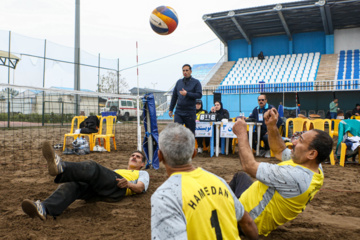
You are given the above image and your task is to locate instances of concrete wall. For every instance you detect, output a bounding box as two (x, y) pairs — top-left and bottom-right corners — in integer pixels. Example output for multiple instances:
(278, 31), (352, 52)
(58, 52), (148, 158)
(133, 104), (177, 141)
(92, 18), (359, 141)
(334, 28), (360, 53)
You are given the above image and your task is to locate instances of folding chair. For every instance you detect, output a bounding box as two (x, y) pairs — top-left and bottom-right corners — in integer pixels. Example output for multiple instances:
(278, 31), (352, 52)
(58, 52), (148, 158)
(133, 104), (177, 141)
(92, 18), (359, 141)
(63, 116), (87, 151)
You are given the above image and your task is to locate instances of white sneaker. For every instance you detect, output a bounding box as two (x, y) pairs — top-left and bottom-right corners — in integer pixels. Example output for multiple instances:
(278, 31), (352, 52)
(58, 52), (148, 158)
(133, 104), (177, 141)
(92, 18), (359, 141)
(264, 150), (271, 158)
(197, 148), (203, 153)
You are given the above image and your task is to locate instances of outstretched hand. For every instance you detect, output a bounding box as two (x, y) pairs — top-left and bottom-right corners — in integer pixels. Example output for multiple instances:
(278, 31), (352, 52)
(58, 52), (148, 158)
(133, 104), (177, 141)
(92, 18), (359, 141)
(264, 108), (279, 127)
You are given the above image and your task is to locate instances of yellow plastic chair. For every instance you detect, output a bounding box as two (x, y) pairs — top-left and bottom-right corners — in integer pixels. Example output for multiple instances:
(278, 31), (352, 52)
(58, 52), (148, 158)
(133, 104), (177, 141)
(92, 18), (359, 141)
(63, 116), (87, 151)
(339, 132), (360, 167)
(308, 119), (332, 136)
(93, 116), (117, 152)
(195, 139), (210, 153)
(331, 119), (341, 137)
(350, 116), (360, 120)
(308, 119), (335, 165)
(285, 118), (310, 148)
(285, 118), (309, 138)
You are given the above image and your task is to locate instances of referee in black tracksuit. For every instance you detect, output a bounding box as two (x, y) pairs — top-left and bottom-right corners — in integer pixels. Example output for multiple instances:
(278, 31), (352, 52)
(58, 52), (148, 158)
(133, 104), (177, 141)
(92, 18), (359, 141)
(168, 64), (202, 134)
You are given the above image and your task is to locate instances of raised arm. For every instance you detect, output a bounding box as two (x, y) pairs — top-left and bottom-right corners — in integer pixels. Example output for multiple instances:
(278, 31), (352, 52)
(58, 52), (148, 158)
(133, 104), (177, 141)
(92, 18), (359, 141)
(264, 108), (286, 161)
(232, 118), (260, 178)
(238, 211), (259, 240)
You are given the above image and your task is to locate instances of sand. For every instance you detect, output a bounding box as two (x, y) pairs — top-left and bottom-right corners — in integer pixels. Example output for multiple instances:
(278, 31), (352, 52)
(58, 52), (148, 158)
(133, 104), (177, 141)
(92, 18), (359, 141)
(0, 123), (359, 239)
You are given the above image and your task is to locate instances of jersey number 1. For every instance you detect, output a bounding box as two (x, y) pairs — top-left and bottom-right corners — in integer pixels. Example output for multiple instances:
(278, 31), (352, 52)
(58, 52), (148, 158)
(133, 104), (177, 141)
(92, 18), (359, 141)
(210, 210), (223, 240)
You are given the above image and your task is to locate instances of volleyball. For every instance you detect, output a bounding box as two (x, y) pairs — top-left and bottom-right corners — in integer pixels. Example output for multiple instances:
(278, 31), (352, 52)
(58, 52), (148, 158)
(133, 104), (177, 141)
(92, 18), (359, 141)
(149, 6), (178, 35)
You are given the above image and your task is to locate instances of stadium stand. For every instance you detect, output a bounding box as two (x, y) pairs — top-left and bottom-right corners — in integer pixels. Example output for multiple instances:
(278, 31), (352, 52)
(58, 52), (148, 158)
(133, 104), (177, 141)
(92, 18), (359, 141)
(219, 53), (320, 94)
(336, 49), (360, 90)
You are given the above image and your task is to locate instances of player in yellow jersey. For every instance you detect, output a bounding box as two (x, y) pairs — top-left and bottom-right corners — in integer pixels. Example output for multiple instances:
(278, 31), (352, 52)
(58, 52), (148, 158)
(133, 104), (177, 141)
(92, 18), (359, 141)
(230, 108), (333, 236)
(151, 123), (258, 240)
(21, 141), (149, 221)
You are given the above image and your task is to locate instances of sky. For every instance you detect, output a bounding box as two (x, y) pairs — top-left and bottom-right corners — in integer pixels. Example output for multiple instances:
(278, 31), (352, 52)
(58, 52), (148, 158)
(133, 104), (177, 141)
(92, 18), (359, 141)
(0, 0), (298, 92)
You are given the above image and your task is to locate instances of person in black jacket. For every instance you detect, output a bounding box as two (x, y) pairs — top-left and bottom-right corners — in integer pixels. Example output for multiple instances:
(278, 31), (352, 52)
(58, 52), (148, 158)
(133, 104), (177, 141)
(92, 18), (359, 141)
(169, 64), (202, 134)
(210, 101), (229, 121)
(210, 101), (231, 151)
(352, 103), (360, 116)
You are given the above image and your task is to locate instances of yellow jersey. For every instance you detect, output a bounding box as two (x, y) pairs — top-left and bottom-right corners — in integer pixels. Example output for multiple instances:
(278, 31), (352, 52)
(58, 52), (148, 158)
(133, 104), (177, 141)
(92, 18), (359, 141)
(240, 160), (324, 236)
(151, 168), (244, 240)
(114, 169), (149, 196)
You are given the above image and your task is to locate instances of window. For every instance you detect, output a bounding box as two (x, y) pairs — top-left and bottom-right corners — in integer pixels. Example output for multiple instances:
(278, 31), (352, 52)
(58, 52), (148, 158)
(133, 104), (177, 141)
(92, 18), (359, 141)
(127, 101), (133, 107)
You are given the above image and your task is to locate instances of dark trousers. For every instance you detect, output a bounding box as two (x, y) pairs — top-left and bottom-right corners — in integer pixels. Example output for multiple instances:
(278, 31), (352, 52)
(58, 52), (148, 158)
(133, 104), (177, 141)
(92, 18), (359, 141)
(196, 137), (210, 148)
(253, 131), (269, 150)
(229, 172), (254, 237)
(43, 160), (126, 216)
(174, 112), (196, 134)
(330, 112), (337, 119)
(229, 171), (253, 199)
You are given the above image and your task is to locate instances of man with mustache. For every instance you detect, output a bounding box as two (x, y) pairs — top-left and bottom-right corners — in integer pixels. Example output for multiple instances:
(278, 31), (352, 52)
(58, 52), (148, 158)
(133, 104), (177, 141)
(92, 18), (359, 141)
(22, 141), (149, 220)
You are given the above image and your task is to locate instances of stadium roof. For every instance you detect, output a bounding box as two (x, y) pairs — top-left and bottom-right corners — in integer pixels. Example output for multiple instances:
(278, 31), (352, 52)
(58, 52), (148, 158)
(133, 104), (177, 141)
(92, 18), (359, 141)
(203, 0), (360, 44)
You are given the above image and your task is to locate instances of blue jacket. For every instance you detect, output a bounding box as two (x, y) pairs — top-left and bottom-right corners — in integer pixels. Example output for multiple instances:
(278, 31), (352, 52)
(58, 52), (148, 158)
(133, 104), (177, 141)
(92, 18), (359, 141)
(169, 77), (202, 114)
(249, 103), (283, 135)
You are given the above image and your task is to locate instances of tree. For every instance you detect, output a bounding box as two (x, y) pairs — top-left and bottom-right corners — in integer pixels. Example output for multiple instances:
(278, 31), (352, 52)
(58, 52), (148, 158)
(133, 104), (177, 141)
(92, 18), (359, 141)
(1, 88), (19, 98)
(97, 71), (129, 94)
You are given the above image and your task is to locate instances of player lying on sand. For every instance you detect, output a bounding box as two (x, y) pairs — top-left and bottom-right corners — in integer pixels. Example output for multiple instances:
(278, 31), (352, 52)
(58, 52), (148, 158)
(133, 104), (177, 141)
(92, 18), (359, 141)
(22, 141), (149, 220)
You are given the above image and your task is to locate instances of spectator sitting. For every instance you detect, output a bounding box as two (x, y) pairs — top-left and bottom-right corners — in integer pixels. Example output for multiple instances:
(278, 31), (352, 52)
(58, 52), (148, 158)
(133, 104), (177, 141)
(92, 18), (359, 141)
(195, 99), (209, 153)
(249, 94), (283, 158)
(352, 103), (360, 116)
(258, 51), (265, 61)
(210, 101), (229, 121)
(210, 101), (231, 152)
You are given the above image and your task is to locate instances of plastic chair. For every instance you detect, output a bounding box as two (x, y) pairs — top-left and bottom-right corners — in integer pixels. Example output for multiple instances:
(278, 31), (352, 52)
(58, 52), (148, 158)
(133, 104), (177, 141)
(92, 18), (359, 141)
(195, 139), (210, 153)
(339, 132), (360, 167)
(285, 118), (310, 149)
(307, 119), (335, 165)
(93, 116), (117, 152)
(63, 116), (87, 151)
(78, 116), (102, 151)
(331, 119), (341, 137)
(351, 116), (360, 120)
(317, 110), (325, 119)
(285, 118), (309, 138)
(308, 110), (316, 116)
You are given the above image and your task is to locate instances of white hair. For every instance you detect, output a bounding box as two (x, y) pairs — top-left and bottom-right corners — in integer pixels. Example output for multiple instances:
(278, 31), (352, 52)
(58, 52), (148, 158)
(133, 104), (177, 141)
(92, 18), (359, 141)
(159, 123), (195, 167)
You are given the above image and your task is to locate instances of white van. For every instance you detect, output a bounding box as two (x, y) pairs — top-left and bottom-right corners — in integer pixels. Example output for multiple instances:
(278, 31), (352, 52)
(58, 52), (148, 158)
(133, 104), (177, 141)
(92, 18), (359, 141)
(101, 98), (142, 121)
